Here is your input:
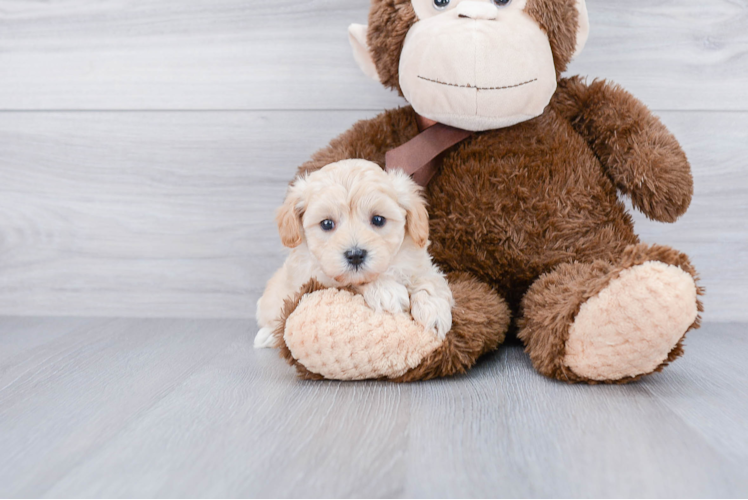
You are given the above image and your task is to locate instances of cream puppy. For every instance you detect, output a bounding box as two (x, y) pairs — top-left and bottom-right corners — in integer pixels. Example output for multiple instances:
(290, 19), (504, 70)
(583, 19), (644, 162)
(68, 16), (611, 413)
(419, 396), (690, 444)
(254, 159), (454, 349)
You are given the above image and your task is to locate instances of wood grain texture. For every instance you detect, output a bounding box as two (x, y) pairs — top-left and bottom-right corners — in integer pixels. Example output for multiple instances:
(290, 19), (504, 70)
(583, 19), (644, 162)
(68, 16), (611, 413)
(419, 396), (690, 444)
(0, 110), (746, 320)
(0, 0), (746, 111)
(0, 111), (352, 318)
(0, 317), (250, 496)
(0, 318), (746, 498)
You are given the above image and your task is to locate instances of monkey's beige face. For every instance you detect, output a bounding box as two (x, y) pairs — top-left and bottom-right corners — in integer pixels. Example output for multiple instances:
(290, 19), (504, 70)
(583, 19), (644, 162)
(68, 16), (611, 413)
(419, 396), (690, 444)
(402, 0), (557, 131)
(348, 0), (589, 132)
(277, 160), (430, 287)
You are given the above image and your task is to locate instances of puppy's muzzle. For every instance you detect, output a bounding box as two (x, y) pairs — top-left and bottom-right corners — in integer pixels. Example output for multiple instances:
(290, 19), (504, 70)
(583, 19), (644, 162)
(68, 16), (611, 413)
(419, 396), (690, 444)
(344, 248), (368, 269)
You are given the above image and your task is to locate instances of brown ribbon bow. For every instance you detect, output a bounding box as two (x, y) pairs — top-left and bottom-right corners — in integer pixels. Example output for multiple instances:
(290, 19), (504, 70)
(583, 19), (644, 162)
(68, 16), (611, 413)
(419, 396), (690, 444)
(385, 115), (473, 187)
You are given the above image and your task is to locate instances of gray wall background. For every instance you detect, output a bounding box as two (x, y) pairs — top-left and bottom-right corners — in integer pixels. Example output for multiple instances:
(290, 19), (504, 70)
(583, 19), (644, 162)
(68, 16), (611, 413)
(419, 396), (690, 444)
(0, 0), (745, 321)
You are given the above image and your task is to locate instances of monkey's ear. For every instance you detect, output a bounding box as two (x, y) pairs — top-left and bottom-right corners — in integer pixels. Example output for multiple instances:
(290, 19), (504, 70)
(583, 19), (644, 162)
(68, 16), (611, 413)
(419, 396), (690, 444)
(276, 180), (306, 249)
(572, 0), (590, 59)
(348, 24), (380, 82)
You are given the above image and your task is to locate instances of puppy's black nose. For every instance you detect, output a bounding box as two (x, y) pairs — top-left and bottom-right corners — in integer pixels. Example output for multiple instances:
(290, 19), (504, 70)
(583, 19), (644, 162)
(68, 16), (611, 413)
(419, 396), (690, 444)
(344, 248), (368, 267)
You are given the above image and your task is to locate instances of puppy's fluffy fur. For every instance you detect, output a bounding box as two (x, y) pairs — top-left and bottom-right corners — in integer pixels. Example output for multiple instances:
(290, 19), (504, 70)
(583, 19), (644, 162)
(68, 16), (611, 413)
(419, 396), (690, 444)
(255, 159), (454, 348)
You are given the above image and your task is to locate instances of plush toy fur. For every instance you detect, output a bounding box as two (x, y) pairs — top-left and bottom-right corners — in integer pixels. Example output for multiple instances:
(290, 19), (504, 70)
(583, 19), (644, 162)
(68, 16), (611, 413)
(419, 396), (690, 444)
(271, 0), (703, 384)
(275, 274), (510, 381)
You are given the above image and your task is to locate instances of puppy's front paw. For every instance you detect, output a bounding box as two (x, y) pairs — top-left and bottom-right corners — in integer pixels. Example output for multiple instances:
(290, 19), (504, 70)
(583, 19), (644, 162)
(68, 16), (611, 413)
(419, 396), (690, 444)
(410, 291), (453, 339)
(362, 280), (410, 315)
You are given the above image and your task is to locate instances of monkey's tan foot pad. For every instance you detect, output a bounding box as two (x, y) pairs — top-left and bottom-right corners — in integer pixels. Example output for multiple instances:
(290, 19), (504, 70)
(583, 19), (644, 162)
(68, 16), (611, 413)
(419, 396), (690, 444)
(564, 261), (699, 382)
(282, 288), (443, 381)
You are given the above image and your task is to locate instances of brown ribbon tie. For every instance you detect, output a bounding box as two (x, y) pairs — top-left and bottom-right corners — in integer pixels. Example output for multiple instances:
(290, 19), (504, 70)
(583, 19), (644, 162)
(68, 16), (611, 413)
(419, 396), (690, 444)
(385, 115), (473, 187)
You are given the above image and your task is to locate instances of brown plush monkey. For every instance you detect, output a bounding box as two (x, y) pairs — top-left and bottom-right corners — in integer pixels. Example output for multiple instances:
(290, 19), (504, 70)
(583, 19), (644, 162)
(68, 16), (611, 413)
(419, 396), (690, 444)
(268, 0), (703, 384)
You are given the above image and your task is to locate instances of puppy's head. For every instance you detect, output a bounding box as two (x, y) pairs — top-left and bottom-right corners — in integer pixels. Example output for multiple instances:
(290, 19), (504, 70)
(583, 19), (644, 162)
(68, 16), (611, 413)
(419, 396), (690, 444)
(276, 159), (429, 286)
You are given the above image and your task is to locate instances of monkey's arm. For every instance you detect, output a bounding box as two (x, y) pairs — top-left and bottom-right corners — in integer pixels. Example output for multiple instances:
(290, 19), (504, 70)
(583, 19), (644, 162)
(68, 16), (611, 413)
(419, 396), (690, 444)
(553, 76), (693, 223)
(296, 107), (418, 177)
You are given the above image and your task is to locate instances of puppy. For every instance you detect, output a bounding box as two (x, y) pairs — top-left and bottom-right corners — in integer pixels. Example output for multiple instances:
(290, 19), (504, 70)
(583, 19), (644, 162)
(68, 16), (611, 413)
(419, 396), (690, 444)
(254, 159), (454, 349)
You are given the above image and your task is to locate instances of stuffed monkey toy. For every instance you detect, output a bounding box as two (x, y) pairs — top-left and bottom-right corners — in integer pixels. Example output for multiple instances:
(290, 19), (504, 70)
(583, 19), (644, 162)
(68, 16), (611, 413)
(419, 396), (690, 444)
(268, 0), (703, 384)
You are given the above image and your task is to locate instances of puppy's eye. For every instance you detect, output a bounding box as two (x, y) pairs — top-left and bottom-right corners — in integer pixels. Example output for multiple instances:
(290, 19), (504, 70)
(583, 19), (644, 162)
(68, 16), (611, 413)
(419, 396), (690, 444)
(320, 219), (335, 231)
(492, 0), (511, 6)
(433, 0), (450, 10)
(371, 215), (386, 227)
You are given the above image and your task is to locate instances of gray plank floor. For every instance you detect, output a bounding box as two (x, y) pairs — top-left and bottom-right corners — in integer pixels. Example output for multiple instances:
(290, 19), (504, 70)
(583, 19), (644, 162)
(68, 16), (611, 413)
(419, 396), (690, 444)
(1, 318), (746, 498)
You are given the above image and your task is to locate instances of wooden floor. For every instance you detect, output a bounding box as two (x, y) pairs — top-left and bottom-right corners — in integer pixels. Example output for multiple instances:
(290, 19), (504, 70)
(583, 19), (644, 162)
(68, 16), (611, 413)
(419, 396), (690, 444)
(1, 318), (746, 498)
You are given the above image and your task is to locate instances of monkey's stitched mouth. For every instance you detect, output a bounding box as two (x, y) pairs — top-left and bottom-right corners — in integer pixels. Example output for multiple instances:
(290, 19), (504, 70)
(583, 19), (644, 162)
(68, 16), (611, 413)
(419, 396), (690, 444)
(417, 76), (538, 91)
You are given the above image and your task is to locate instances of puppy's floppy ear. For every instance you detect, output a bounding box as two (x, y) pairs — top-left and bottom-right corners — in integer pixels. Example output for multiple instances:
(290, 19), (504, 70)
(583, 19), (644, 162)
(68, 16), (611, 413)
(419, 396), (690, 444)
(390, 170), (430, 248)
(276, 178), (306, 249)
(408, 200), (430, 249)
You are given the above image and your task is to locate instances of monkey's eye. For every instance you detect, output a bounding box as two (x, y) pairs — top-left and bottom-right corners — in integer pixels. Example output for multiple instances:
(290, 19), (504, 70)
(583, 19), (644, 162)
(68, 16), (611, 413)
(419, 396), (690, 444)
(371, 215), (387, 227)
(492, 0), (512, 6)
(433, 0), (450, 10)
(320, 219), (336, 231)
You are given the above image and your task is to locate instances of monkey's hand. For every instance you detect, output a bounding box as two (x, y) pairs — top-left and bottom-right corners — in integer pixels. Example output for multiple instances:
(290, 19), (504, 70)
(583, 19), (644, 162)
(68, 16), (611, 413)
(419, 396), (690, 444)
(554, 77), (693, 223)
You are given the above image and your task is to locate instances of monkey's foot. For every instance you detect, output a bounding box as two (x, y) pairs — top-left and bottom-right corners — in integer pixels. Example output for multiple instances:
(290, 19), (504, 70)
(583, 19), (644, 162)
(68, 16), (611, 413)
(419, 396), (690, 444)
(278, 285), (442, 381)
(520, 244), (703, 384)
(274, 275), (510, 382)
(564, 261), (698, 382)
